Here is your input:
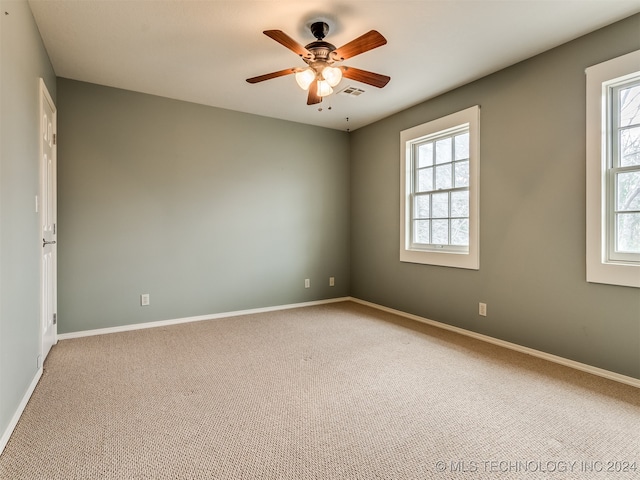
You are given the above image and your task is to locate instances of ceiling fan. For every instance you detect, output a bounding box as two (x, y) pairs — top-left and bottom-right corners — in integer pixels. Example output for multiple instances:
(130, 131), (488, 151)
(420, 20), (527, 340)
(246, 21), (390, 105)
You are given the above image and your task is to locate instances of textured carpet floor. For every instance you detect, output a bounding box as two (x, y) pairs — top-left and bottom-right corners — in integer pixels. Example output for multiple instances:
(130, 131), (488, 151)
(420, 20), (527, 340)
(1, 301), (638, 479)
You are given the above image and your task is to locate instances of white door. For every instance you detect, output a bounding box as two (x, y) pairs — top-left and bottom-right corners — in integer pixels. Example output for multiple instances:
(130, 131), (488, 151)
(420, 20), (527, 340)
(40, 79), (57, 362)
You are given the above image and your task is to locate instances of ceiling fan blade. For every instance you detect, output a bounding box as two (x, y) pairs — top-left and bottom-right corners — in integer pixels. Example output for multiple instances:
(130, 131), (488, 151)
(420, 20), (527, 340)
(307, 81), (322, 105)
(341, 66), (390, 88)
(264, 30), (312, 58)
(333, 30), (387, 61)
(246, 68), (298, 84)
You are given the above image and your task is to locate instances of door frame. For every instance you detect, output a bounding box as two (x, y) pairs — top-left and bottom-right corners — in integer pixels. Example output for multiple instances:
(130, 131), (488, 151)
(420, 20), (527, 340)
(39, 78), (57, 366)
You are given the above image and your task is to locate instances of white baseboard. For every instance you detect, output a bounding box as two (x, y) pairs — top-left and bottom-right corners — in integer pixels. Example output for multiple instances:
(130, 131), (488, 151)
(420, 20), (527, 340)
(0, 367), (43, 456)
(58, 297), (352, 340)
(350, 297), (640, 389)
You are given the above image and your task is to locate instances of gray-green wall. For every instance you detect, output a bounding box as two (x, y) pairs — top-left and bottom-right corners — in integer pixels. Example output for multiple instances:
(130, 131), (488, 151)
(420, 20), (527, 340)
(56, 79), (350, 334)
(0, 0), (56, 441)
(350, 14), (640, 379)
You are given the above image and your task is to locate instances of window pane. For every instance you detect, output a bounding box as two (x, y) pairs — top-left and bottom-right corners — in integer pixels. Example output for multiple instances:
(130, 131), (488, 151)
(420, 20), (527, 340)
(451, 219), (469, 246)
(414, 195), (430, 218)
(417, 167), (433, 192)
(620, 126), (640, 167)
(417, 142), (433, 168)
(451, 190), (469, 217)
(616, 213), (640, 253)
(454, 160), (469, 188)
(432, 219), (449, 244)
(435, 137), (452, 164)
(432, 192), (448, 218)
(454, 132), (469, 160)
(414, 220), (430, 244)
(620, 84), (640, 127)
(435, 164), (452, 190)
(617, 171), (640, 211)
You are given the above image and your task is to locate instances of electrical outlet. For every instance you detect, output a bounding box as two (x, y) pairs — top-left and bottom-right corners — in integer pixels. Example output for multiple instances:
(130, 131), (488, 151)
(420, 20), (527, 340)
(479, 302), (487, 316)
(329, 277), (335, 287)
(304, 279), (310, 289)
(141, 294), (150, 306)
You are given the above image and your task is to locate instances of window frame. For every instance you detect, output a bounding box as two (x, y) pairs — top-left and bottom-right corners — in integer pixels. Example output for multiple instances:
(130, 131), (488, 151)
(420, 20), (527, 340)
(400, 105), (480, 269)
(586, 49), (640, 288)
(607, 79), (640, 263)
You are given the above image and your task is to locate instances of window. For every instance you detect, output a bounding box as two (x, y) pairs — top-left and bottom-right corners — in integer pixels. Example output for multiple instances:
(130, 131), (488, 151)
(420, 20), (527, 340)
(610, 80), (640, 262)
(400, 106), (479, 269)
(586, 50), (640, 288)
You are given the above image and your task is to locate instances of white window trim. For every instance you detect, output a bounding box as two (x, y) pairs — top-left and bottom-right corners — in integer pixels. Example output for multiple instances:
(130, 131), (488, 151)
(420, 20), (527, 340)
(400, 105), (480, 269)
(586, 49), (640, 288)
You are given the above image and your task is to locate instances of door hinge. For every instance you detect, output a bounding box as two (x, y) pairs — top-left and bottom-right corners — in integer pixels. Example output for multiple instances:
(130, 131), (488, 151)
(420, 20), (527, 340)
(53, 313), (57, 325)
(53, 223), (56, 235)
(53, 133), (56, 145)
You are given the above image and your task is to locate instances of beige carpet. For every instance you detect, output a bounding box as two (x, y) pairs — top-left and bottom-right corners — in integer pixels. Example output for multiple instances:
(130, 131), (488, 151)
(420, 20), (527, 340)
(1, 301), (638, 479)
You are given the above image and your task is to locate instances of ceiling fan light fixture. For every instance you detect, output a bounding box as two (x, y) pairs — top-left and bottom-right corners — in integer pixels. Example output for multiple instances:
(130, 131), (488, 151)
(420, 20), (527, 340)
(247, 24), (389, 106)
(295, 68), (316, 90)
(317, 80), (334, 97)
(322, 66), (342, 87)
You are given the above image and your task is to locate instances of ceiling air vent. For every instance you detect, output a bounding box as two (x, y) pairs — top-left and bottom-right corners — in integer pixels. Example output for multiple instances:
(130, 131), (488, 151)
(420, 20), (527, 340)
(339, 86), (366, 97)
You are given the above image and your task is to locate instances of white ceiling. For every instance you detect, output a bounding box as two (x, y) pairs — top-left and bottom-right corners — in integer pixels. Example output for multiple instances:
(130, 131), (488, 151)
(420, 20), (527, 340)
(28, 0), (640, 131)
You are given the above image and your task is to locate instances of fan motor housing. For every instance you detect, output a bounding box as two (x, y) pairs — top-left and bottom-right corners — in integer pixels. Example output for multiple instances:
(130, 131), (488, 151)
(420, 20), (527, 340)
(304, 41), (336, 63)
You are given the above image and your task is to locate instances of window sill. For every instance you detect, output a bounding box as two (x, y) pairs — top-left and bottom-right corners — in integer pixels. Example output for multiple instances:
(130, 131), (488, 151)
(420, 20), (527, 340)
(400, 248), (479, 270)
